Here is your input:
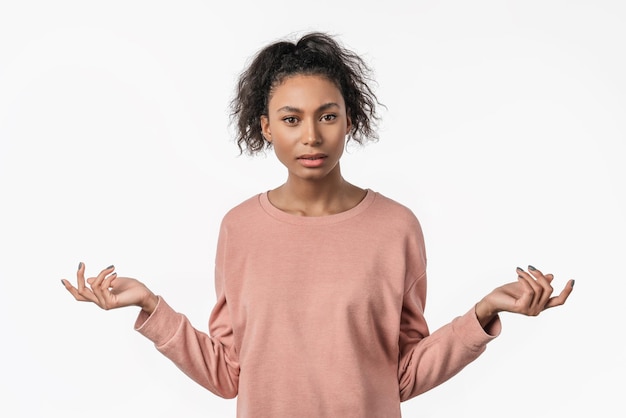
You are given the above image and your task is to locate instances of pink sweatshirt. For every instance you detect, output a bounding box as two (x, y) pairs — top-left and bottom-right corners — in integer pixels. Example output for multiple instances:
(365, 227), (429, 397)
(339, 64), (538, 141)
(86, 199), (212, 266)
(135, 190), (500, 417)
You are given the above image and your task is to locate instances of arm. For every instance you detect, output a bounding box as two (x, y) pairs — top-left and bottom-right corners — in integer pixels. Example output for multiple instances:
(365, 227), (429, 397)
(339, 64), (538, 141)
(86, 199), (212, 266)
(134, 294), (239, 398)
(62, 263), (239, 398)
(398, 265), (574, 402)
(397, 273), (501, 401)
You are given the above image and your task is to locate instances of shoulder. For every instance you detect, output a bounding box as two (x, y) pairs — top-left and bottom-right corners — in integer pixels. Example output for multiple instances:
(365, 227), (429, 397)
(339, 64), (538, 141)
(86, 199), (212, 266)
(369, 191), (422, 229)
(368, 191), (427, 265)
(219, 193), (265, 228)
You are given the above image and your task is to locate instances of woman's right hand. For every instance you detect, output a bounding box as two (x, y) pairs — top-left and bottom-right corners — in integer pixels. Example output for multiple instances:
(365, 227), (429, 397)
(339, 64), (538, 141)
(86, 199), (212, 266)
(61, 263), (158, 314)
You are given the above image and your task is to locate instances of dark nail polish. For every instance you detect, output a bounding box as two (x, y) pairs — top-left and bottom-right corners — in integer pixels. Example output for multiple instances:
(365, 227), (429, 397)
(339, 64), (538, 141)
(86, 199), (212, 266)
(516, 267), (524, 271)
(571, 280), (575, 288)
(107, 265), (114, 269)
(61, 279), (65, 286)
(528, 265), (537, 271)
(78, 262), (82, 271)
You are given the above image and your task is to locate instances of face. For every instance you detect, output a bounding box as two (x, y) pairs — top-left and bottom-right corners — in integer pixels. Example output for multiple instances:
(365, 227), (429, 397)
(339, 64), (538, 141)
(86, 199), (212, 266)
(260, 74), (352, 183)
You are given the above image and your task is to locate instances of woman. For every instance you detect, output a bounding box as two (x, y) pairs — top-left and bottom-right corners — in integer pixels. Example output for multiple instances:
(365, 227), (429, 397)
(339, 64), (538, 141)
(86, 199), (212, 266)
(62, 31), (574, 417)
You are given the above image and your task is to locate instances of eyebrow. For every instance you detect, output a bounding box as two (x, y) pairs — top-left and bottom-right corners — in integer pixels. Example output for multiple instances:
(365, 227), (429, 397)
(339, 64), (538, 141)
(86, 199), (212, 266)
(276, 102), (341, 113)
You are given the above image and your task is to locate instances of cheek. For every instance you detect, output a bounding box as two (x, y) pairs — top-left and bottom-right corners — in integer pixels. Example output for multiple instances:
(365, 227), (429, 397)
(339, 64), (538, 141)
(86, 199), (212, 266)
(271, 125), (300, 145)
(335, 140), (346, 158)
(332, 129), (348, 149)
(270, 134), (296, 160)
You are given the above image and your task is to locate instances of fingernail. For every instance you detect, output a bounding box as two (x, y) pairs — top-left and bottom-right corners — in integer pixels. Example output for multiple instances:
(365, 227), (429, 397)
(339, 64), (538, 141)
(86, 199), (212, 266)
(107, 265), (114, 269)
(528, 265), (537, 271)
(516, 267), (524, 271)
(78, 262), (82, 271)
(61, 279), (65, 286)
(571, 280), (575, 288)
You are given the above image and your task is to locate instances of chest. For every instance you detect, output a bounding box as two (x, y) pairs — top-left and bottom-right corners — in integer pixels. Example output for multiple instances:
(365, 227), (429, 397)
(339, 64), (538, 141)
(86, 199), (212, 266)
(223, 221), (410, 339)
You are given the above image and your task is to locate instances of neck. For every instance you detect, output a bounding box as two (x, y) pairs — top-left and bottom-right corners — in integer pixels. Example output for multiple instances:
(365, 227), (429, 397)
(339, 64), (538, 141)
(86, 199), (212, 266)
(269, 165), (365, 216)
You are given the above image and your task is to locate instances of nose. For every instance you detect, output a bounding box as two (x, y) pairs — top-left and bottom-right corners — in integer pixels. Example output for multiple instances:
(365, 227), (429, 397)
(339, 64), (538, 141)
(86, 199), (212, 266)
(301, 119), (321, 146)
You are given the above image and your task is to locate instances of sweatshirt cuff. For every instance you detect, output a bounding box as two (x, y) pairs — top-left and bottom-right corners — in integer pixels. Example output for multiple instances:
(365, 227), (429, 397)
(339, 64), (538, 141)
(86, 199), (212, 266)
(134, 296), (182, 346)
(452, 307), (502, 351)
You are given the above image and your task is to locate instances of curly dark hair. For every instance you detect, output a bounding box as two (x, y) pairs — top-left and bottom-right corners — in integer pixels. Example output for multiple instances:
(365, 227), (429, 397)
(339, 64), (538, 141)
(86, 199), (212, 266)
(229, 32), (382, 155)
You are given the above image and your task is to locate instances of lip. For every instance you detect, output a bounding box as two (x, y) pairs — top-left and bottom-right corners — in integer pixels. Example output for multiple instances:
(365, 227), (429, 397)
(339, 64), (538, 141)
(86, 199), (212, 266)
(296, 153), (327, 168)
(297, 153), (327, 160)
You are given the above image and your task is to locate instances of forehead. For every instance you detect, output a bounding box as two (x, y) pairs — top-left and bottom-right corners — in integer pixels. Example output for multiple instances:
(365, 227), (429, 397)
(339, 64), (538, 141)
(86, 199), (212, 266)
(268, 75), (345, 110)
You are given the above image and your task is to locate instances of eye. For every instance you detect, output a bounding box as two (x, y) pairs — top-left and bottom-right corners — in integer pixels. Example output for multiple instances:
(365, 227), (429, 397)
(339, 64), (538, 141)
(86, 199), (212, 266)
(282, 116), (299, 125)
(320, 114), (337, 122)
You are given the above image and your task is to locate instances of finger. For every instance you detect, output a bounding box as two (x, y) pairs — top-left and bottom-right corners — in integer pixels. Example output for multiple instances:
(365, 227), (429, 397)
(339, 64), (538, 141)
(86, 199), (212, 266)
(62, 277), (98, 303)
(527, 265), (550, 285)
(528, 265), (552, 282)
(90, 265), (115, 306)
(101, 272), (117, 290)
(61, 278), (80, 298)
(516, 267), (540, 308)
(76, 262), (87, 293)
(514, 274), (534, 311)
(99, 272), (118, 309)
(73, 262), (101, 303)
(91, 265), (115, 287)
(545, 279), (575, 309)
(527, 265), (554, 309)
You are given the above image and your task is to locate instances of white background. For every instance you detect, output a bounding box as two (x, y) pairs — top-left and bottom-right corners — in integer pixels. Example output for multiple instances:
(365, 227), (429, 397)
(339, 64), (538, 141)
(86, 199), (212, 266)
(1, 1), (624, 417)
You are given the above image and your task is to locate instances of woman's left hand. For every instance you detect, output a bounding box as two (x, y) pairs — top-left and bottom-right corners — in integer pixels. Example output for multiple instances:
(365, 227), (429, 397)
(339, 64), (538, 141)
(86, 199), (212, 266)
(475, 265), (575, 328)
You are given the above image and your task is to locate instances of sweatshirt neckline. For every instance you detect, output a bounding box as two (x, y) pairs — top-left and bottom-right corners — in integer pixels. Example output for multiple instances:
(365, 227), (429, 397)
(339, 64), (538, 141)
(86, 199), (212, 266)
(258, 189), (376, 225)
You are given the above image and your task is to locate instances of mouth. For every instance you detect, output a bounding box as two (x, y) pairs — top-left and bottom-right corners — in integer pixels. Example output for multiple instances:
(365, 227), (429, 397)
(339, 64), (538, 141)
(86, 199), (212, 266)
(297, 153), (327, 160)
(296, 153), (327, 168)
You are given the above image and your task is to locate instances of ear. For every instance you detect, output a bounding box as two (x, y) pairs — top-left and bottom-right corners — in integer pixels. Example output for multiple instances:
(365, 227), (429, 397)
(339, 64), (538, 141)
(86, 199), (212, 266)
(260, 115), (272, 143)
(345, 114), (352, 136)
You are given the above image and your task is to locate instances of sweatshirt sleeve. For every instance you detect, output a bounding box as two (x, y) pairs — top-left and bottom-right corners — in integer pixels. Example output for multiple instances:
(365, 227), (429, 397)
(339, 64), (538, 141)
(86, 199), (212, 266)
(134, 222), (240, 399)
(397, 272), (501, 401)
(134, 294), (239, 398)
